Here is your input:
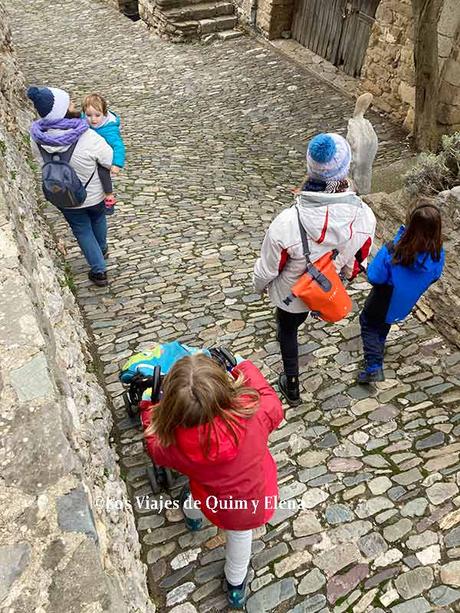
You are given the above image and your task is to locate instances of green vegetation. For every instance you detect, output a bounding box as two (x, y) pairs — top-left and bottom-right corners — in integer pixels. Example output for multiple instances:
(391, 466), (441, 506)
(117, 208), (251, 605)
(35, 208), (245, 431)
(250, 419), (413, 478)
(404, 132), (460, 197)
(60, 261), (76, 295)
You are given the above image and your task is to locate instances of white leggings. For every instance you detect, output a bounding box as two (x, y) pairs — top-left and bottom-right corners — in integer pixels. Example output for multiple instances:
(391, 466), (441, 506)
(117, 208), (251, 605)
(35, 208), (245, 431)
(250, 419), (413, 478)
(183, 494), (252, 585)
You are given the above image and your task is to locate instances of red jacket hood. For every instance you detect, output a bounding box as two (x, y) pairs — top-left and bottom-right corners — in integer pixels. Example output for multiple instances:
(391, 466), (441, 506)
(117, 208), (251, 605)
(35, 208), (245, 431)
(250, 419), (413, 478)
(174, 414), (247, 464)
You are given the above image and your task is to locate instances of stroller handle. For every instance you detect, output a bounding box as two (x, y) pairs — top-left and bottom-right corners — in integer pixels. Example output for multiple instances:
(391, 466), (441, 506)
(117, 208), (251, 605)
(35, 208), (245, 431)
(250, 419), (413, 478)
(151, 365), (162, 403)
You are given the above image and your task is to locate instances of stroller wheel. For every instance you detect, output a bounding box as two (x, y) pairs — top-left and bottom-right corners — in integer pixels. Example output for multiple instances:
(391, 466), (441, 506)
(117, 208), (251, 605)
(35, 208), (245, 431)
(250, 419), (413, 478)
(123, 391), (137, 418)
(147, 465), (161, 494)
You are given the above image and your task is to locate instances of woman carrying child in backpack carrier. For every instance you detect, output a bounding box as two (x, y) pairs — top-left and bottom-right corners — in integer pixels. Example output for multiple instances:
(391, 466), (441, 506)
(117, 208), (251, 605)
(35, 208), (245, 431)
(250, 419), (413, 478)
(358, 197), (445, 383)
(140, 354), (283, 609)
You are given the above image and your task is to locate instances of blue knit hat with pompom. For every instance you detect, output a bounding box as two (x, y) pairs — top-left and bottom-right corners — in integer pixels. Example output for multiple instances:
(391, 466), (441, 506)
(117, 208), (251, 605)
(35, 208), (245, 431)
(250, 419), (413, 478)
(27, 86), (70, 120)
(306, 133), (351, 182)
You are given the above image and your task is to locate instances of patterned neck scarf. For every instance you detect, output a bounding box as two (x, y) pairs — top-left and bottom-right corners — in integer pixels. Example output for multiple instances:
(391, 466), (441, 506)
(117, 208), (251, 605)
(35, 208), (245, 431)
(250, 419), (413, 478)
(302, 178), (350, 193)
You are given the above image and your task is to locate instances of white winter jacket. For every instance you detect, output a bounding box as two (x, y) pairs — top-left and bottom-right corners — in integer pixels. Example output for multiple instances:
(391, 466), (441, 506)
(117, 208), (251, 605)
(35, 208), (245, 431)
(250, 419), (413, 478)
(253, 191), (376, 313)
(31, 130), (113, 209)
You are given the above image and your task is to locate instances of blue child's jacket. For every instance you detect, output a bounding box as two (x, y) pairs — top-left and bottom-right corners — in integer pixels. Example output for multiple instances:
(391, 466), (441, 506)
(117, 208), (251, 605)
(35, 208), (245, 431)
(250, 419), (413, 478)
(366, 226), (445, 324)
(90, 112), (126, 168)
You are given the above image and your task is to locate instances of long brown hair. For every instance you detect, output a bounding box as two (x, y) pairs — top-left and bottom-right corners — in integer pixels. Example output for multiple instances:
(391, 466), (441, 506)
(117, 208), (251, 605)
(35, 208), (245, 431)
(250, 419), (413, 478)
(145, 354), (259, 455)
(392, 197), (443, 267)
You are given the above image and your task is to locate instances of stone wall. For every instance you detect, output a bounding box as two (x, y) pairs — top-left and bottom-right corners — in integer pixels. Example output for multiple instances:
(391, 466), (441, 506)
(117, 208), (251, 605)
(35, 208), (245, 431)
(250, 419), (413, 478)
(233, 0), (251, 27)
(0, 5), (154, 612)
(360, 0), (414, 126)
(106, 0), (139, 15)
(360, 0), (460, 131)
(254, 0), (294, 39)
(438, 25), (460, 134)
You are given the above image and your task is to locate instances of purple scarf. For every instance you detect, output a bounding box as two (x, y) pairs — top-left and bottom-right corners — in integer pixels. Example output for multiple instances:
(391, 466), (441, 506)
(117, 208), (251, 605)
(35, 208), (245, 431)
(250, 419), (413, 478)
(30, 118), (88, 146)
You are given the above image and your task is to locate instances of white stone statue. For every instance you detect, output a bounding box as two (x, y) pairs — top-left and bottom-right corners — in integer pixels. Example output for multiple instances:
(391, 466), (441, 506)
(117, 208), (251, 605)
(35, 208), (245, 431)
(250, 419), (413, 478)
(346, 93), (378, 195)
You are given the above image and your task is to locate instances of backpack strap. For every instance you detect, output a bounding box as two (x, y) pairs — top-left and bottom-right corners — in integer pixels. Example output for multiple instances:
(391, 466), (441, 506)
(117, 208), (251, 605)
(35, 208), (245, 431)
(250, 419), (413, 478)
(295, 204), (311, 264)
(63, 141), (96, 188)
(295, 203), (334, 292)
(37, 144), (52, 164)
(84, 168), (96, 189)
(58, 141), (79, 163)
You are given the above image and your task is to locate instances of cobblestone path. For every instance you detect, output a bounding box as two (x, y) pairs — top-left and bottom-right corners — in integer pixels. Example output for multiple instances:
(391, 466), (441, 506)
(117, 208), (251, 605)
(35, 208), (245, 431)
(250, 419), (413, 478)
(10, 1), (460, 612)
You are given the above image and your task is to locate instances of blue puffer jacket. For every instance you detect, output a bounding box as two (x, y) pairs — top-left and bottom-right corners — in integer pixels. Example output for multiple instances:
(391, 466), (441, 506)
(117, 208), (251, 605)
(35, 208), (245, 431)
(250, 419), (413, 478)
(366, 226), (445, 324)
(90, 112), (126, 168)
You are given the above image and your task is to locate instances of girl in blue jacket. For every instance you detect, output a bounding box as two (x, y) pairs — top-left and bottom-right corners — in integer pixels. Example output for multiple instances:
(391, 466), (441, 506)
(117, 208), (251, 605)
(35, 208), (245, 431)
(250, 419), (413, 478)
(358, 198), (444, 383)
(83, 93), (126, 215)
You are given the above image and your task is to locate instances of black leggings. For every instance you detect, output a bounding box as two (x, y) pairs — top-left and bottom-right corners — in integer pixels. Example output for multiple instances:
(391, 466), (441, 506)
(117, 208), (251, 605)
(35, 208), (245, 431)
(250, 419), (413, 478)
(98, 165), (113, 194)
(277, 307), (308, 377)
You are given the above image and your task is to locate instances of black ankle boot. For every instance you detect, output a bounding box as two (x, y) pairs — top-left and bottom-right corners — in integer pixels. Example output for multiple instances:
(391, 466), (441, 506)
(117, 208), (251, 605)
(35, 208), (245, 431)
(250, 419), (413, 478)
(278, 373), (302, 407)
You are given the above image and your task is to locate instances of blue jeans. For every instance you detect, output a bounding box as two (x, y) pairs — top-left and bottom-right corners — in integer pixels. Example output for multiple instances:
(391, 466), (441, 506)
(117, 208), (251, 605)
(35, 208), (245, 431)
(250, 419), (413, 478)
(62, 202), (107, 274)
(359, 311), (391, 369)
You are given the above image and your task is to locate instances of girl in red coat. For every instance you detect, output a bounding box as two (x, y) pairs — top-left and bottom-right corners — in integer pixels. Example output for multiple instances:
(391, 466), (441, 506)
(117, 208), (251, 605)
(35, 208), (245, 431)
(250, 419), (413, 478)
(141, 354), (283, 609)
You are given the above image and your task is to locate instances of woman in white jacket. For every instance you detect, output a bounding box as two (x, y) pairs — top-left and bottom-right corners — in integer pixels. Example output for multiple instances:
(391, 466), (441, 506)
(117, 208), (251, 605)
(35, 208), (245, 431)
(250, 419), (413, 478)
(254, 133), (376, 406)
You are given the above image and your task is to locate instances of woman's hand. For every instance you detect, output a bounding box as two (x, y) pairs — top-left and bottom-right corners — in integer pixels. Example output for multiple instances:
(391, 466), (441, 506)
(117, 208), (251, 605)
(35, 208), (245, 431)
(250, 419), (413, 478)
(111, 165), (121, 176)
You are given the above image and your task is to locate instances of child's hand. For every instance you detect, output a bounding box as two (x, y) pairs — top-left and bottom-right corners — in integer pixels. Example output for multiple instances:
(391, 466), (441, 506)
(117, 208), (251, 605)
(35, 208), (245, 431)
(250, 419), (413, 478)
(111, 165), (121, 176)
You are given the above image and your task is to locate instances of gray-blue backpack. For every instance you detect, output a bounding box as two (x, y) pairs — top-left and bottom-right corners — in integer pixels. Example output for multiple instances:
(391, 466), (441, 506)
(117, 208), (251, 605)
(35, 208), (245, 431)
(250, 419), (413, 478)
(38, 141), (95, 209)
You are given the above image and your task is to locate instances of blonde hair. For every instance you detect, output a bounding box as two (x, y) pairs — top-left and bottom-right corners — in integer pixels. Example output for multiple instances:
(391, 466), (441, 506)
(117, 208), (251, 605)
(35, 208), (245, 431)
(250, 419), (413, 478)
(82, 93), (108, 115)
(146, 354), (259, 454)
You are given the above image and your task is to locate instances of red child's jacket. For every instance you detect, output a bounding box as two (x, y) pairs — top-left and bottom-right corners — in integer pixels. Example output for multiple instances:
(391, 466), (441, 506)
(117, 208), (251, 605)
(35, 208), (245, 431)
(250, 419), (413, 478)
(140, 360), (283, 531)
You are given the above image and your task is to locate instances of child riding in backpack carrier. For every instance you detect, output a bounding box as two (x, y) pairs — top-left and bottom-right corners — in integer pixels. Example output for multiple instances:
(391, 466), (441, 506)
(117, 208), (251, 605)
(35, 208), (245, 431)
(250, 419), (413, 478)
(138, 350), (283, 609)
(83, 93), (126, 216)
(358, 197), (445, 383)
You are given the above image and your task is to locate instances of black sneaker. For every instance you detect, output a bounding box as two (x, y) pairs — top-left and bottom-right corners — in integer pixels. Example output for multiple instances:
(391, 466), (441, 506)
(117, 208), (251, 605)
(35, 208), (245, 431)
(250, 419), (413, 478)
(357, 367), (385, 384)
(88, 271), (108, 287)
(278, 373), (302, 407)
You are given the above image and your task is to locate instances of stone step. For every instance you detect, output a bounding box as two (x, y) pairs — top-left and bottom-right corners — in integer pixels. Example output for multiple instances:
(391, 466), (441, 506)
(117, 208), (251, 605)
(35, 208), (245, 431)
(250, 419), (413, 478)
(198, 15), (238, 33)
(217, 29), (243, 40)
(165, 1), (234, 22)
(156, 0), (217, 10)
(171, 14), (237, 36)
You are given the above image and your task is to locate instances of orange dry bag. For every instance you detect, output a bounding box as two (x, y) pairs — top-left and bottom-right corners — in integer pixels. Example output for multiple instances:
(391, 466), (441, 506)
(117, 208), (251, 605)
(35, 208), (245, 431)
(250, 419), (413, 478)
(283, 206), (352, 323)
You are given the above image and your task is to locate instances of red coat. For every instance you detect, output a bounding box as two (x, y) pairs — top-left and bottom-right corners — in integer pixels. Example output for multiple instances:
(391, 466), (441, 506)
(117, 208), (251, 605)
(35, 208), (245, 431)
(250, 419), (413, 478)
(140, 360), (283, 531)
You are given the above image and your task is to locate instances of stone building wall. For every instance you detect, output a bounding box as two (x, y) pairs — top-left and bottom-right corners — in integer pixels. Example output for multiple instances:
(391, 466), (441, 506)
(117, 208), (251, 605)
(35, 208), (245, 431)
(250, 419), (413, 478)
(360, 0), (414, 125)
(232, 0), (251, 27)
(438, 25), (460, 134)
(0, 4), (154, 612)
(106, 0), (139, 14)
(254, 0), (294, 39)
(360, 0), (460, 131)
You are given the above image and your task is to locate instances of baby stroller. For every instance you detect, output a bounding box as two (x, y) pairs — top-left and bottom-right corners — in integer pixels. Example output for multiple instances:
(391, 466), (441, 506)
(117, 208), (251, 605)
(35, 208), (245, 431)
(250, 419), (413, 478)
(119, 341), (237, 494)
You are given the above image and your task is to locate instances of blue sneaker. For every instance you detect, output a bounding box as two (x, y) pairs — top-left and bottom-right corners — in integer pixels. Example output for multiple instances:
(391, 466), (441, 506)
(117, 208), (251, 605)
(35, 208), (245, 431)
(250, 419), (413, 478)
(226, 575), (248, 609)
(179, 486), (203, 532)
(357, 366), (385, 384)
